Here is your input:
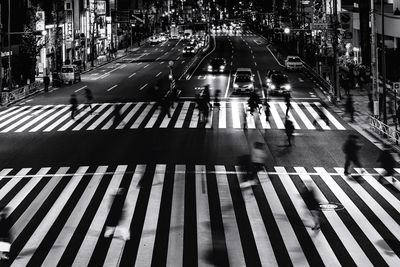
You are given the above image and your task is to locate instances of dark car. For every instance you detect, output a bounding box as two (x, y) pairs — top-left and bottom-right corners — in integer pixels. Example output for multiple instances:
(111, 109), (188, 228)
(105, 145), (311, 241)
(207, 58), (226, 73)
(266, 69), (283, 83)
(267, 74), (291, 95)
(183, 45), (197, 56)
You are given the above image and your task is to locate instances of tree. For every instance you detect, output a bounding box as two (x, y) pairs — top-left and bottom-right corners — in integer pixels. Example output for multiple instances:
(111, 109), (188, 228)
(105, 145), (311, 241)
(19, 6), (48, 82)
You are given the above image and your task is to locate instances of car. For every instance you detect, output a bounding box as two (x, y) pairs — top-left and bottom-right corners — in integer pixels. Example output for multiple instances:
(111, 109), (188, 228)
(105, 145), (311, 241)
(183, 45), (197, 56)
(285, 56), (303, 70)
(149, 35), (161, 45)
(207, 58), (226, 73)
(232, 68), (255, 93)
(60, 65), (81, 84)
(158, 33), (167, 42)
(267, 73), (291, 95)
(265, 69), (283, 83)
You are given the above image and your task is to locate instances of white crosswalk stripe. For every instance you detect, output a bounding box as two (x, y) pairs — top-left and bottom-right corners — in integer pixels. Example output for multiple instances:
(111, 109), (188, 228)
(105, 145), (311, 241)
(0, 101), (346, 133)
(0, 165), (400, 265)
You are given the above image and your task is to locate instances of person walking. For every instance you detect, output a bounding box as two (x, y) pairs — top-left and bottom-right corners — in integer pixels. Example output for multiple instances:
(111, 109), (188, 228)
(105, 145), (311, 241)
(263, 99), (270, 122)
(313, 107), (330, 127)
(202, 85), (212, 110)
(70, 94), (78, 120)
(84, 88), (93, 113)
(377, 144), (396, 183)
(0, 207), (11, 260)
(285, 118), (295, 146)
(302, 184), (321, 230)
(214, 89), (221, 110)
(104, 188), (129, 240)
(345, 94), (355, 122)
(113, 103), (123, 127)
(43, 75), (50, 92)
(285, 93), (292, 117)
(342, 134), (364, 176)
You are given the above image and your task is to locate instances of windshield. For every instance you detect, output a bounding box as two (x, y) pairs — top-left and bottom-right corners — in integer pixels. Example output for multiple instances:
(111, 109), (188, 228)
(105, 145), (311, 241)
(272, 75), (288, 84)
(61, 68), (73, 73)
(211, 59), (224, 65)
(235, 75), (251, 82)
(288, 57), (300, 62)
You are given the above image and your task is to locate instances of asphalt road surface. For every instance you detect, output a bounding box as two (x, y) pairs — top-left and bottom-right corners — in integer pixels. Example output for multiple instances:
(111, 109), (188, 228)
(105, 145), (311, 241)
(0, 31), (399, 266)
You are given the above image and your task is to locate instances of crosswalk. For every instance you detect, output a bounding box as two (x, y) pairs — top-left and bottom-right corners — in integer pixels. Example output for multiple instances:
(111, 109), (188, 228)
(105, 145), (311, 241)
(0, 101), (347, 133)
(1, 164), (400, 265)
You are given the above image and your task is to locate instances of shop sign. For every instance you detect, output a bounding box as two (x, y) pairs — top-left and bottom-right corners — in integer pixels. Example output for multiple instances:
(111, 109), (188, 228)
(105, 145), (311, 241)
(96, 1), (106, 15)
(36, 11), (45, 31)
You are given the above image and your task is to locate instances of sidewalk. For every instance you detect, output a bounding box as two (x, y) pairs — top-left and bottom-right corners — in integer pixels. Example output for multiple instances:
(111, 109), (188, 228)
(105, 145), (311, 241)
(266, 38), (400, 152)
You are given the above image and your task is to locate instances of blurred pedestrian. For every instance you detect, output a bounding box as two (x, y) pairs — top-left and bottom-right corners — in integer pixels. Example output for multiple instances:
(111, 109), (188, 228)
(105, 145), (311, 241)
(301, 184), (321, 230)
(263, 99), (270, 122)
(84, 88), (93, 113)
(70, 94), (78, 120)
(342, 134), (364, 176)
(214, 89), (221, 110)
(202, 85), (212, 110)
(113, 103), (123, 127)
(285, 118), (295, 146)
(104, 188), (129, 240)
(161, 96), (171, 118)
(377, 144), (396, 183)
(285, 93), (292, 117)
(241, 107), (248, 131)
(345, 94), (355, 122)
(248, 91), (261, 115)
(43, 75), (50, 92)
(397, 105), (400, 126)
(0, 207), (11, 260)
(313, 106), (330, 127)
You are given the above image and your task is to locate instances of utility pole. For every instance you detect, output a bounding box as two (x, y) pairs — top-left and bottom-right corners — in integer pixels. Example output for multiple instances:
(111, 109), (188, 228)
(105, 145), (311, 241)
(370, 0), (378, 115)
(381, 0), (387, 124)
(332, 0), (340, 101)
(8, 0), (11, 88)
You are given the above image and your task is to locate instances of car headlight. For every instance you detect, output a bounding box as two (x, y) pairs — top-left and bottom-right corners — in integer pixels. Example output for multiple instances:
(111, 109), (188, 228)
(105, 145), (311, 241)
(220, 66), (225, 70)
(270, 84), (276, 89)
(285, 84), (291, 90)
(233, 83), (238, 88)
(208, 65), (212, 70)
(266, 78), (271, 83)
(191, 50), (195, 53)
(249, 84), (254, 88)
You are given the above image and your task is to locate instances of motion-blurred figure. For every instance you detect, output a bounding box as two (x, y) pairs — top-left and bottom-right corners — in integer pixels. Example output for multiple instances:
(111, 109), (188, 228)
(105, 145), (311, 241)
(301, 184), (321, 230)
(70, 94), (78, 120)
(104, 188), (129, 240)
(377, 144), (396, 183)
(0, 207), (11, 260)
(342, 134), (364, 176)
(285, 118), (295, 146)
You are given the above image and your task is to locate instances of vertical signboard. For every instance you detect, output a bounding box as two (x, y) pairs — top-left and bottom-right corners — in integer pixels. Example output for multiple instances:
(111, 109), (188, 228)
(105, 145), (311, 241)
(36, 11), (45, 31)
(340, 11), (353, 41)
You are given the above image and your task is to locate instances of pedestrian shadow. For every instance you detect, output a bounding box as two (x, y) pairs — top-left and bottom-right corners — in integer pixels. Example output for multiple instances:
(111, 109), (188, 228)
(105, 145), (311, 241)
(376, 239), (400, 256)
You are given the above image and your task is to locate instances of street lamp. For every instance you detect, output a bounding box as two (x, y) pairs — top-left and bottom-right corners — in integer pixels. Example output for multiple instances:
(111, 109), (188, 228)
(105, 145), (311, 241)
(284, 27), (290, 34)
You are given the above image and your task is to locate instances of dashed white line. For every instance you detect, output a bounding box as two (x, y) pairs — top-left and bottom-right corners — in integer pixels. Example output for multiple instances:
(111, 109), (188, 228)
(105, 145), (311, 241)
(143, 64), (150, 68)
(128, 73), (136, 78)
(160, 62), (164, 65)
(254, 62), (257, 66)
(299, 78), (304, 82)
(107, 85), (118, 92)
(75, 85), (87, 93)
(177, 56), (180, 60)
(139, 83), (148, 91)
(182, 60), (185, 64)
(156, 72), (162, 77)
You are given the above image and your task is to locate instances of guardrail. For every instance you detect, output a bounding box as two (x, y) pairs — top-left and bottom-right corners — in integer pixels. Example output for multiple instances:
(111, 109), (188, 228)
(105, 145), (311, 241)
(1, 81), (42, 106)
(369, 115), (400, 143)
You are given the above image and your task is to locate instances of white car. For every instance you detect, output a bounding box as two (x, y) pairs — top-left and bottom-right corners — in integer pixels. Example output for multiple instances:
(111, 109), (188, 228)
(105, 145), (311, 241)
(149, 35), (161, 45)
(232, 68), (255, 93)
(158, 33), (167, 42)
(285, 56), (303, 70)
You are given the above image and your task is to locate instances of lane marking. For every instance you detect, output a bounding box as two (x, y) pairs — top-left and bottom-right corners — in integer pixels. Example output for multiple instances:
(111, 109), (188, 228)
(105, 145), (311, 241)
(254, 62), (257, 66)
(75, 85), (87, 93)
(156, 72), (162, 77)
(298, 78), (304, 82)
(128, 73), (136, 78)
(225, 71), (231, 98)
(144, 64), (150, 69)
(107, 85), (118, 92)
(177, 56), (180, 60)
(257, 70), (265, 99)
(139, 83), (148, 91)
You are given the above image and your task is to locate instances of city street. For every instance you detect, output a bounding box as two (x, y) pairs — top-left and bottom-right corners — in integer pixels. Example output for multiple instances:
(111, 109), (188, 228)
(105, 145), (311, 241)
(0, 29), (399, 267)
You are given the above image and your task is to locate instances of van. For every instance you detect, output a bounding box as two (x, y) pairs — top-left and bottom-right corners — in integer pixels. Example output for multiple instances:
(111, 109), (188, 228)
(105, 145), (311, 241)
(232, 68), (255, 93)
(61, 65), (81, 84)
